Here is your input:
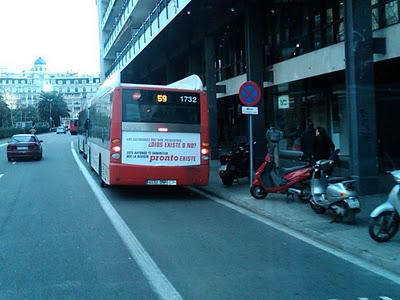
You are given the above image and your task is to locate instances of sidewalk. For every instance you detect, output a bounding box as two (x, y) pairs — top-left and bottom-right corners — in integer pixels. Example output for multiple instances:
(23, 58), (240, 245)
(194, 160), (400, 276)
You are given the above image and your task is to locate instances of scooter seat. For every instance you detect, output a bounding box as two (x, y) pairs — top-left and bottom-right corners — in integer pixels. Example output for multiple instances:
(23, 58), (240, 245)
(328, 176), (354, 184)
(281, 165), (308, 174)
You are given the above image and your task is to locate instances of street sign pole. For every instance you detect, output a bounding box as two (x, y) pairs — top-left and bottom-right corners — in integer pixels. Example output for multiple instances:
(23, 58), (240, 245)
(238, 81), (261, 188)
(249, 115), (253, 187)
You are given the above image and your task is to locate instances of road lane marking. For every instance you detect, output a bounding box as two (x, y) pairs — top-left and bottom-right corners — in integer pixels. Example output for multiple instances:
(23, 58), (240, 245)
(70, 142), (182, 300)
(0, 174), (4, 179)
(12, 162), (16, 165)
(189, 187), (400, 286)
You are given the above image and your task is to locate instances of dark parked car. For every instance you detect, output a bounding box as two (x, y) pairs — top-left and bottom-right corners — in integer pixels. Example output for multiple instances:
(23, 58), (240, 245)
(7, 134), (43, 161)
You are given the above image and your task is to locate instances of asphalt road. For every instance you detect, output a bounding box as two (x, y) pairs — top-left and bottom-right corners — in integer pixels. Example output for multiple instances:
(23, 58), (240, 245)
(0, 133), (399, 300)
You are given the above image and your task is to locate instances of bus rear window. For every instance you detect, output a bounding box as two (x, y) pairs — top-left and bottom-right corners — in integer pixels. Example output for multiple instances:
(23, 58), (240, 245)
(122, 89), (200, 124)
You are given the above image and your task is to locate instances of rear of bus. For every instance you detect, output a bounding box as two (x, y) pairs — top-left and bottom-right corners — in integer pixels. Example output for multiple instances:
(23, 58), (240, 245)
(108, 87), (209, 186)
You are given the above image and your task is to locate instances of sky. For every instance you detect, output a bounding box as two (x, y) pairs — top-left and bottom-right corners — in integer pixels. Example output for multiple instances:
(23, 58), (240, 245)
(0, 0), (100, 75)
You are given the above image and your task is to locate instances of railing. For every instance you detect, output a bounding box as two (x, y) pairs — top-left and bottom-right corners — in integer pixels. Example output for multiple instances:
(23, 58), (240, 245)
(105, 0), (179, 78)
(101, 0), (118, 30)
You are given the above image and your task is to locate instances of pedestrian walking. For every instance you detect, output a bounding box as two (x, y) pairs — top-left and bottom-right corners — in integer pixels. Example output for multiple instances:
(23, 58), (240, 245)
(313, 126), (335, 161)
(301, 121), (315, 162)
(266, 125), (283, 168)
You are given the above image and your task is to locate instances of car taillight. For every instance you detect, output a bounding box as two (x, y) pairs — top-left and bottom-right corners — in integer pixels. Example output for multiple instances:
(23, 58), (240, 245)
(201, 142), (209, 160)
(29, 144), (38, 150)
(7, 145), (15, 151)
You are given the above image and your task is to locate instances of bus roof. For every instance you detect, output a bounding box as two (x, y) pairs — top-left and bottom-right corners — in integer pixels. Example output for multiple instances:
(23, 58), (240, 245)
(98, 74), (203, 95)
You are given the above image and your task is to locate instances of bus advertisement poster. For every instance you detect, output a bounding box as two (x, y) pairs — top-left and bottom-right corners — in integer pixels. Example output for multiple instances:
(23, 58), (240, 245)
(121, 131), (201, 166)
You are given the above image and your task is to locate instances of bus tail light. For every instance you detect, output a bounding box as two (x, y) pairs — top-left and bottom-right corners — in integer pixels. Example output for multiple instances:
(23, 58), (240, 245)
(111, 138), (121, 161)
(201, 142), (209, 160)
(112, 153), (121, 159)
(112, 145), (121, 152)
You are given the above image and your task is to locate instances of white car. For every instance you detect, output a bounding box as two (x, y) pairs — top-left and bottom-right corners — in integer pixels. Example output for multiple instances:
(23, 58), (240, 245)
(56, 126), (66, 134)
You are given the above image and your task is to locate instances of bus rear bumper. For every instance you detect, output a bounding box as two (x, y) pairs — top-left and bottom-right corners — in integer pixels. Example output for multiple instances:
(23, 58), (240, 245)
(109, 163), (209, 186)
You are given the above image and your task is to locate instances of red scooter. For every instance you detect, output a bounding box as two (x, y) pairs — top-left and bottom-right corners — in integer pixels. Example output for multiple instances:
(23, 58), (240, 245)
(250, 153), (313, 200)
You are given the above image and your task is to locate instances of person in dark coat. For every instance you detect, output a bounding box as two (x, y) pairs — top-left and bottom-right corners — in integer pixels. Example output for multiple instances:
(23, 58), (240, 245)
(301, 121), (315, 162)
(313, 126), (335, 161)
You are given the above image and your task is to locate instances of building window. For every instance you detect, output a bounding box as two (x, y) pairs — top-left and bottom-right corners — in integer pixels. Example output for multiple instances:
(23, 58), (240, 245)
(66, 80), (70, 84)
(75, 87), (78, 93)
(74, 80), (78, 84)
(385, 0), (399, 26)
(58, 80), (63, 84)
(82, 79), (87, 84)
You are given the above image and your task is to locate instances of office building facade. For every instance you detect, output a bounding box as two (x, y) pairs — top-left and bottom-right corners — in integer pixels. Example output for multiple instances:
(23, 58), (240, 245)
(96, 0), (400, 193)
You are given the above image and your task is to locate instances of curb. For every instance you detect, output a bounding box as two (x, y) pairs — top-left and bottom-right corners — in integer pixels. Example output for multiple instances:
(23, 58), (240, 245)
(191, 185), (400, 278)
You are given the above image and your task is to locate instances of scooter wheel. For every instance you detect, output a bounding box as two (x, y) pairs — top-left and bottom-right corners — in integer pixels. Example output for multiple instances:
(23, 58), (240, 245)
(310, 201), (326, 214)
(250, 186), (267, 199)
(343, 209), (356, 224)
(221, 175), (234, 187)
(368, 211), (399, 243)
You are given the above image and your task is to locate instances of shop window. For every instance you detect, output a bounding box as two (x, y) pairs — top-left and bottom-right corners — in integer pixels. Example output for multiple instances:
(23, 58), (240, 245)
(331, 98), (340, 134)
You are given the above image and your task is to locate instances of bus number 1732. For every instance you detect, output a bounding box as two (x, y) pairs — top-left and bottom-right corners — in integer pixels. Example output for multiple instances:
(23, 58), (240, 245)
(180, 96), (197, 103)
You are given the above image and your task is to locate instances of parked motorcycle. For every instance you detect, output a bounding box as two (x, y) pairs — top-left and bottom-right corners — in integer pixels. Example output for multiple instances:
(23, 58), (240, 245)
(219, 142), (249, 186)
(309, 150), (360, 224)
(250, 153), (313, 201)
(368, 170), (400, 242)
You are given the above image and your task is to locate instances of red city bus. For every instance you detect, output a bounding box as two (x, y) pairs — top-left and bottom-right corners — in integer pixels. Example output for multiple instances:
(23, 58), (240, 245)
(69, 118), (79, 135)
(85, 74), (209, 187)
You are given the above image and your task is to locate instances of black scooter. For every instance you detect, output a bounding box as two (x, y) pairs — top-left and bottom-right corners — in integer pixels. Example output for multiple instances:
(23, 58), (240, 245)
(219, 142), (249, 186)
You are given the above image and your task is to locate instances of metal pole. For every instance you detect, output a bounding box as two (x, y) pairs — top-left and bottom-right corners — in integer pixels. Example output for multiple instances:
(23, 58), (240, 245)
(249, 115), (253, 187)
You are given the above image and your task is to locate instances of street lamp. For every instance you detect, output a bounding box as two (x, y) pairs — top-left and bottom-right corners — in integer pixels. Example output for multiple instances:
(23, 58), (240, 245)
(42, 84), (53, 129)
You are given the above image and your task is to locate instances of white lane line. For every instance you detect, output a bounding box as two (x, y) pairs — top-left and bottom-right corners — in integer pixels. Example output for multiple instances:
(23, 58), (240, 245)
(189, 187), (400, 286)
(0, 174), (4, 179)
(70, 142), (182, 300)
(12, 161), (16, 165)
(0, 143), (7, 148)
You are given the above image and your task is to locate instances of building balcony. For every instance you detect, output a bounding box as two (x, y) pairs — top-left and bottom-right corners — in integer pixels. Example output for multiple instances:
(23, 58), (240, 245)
(105, 0), (192, 78)
(102, 0), (159, 59)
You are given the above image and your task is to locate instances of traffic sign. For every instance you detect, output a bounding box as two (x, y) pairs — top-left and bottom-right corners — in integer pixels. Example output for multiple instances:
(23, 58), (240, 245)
(278, 95), (290, 109)
(239, 81), (261, 106)
(241, 106), (259, 115)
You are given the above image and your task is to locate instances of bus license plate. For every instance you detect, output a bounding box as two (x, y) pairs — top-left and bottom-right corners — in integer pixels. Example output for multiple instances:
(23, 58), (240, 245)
(146, 180), (177, 186)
